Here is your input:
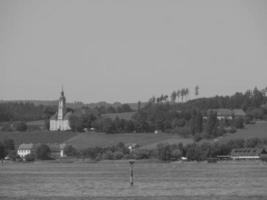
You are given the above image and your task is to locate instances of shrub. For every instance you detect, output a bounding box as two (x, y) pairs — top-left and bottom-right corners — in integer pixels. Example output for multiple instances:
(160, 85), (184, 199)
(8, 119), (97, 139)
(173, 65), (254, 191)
(36, 144), (51, 160)
(134, 149), (151, 159)
(157, 143), (172, 161)
(63, 145), (77, 157)
(112, 151), (124, 160)
(193, 133), (202, 142)
(14, 121), (27, 131)
(234, 117), (244, 129)
(1, 123), (13, 131)
(172, 127), (191, 137)
(25, 153), (35, 162)
(170, 149), (182, 161)
(7, 150), (18, 161)
(260, 154), (267, 162)
(101, 150), (114, 160)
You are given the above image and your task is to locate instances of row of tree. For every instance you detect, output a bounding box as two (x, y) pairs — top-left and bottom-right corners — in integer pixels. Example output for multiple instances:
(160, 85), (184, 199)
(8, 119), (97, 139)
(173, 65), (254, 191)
(149, 86), (200, 104)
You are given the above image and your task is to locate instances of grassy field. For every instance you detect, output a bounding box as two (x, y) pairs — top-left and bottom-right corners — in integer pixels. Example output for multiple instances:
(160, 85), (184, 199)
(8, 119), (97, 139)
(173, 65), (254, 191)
(0, 161), (267, 200)
(0, 120), (266, 150)
(218, 121), (267, 143)
(0, 131), (79, 148)
(65, 132), (193, 150)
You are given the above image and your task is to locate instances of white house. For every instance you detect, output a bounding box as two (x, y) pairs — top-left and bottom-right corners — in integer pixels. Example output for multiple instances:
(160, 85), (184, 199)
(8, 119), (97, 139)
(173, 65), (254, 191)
(230, 148), (267, 160)
(50, 89), (72, 131)
(17, 143), (36, 158)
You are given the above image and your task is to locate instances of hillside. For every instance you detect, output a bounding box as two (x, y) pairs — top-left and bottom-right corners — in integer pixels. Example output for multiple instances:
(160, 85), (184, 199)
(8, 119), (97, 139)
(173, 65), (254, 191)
(219, 121), (267, 143)
(65, 132), (193, 150)
(0, 131), (79, 148)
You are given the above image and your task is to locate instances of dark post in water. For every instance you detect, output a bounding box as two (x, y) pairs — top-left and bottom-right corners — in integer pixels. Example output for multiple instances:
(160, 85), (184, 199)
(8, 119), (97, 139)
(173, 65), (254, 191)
(129, 160), (135, 186)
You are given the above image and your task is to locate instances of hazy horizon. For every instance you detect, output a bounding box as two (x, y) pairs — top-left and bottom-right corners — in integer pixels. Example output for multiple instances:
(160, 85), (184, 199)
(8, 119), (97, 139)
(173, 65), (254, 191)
(1, 0), (267, 103)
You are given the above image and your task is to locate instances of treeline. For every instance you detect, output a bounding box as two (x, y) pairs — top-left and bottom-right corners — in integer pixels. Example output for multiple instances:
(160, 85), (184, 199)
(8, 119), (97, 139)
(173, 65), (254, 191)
(0, 102), (55, 122)
(95, 104), (133, 114)
(0, 101), (132, 123)
(184, 87), (267, 112)
(2, 137), (267, 162)
(68, 87), (267, 136)
(63, 137), (267, 161)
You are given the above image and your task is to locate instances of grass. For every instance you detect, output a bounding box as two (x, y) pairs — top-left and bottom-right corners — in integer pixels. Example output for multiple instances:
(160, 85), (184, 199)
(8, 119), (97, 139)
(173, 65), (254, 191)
(0, 160), (267, 199)
(218, 121), (267, 143)
(1, 120), (266, 150)
(65, 132), (193, 150)
(0, 131), (79, 148)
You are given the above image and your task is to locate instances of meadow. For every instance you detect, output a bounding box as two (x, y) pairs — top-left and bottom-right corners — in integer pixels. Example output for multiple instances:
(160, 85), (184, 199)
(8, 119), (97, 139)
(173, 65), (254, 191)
(0, 131), (79, 148)
(0, 160), (267, 200)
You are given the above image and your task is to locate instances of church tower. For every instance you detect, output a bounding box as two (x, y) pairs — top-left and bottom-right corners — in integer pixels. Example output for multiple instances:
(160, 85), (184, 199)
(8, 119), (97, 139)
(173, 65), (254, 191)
(50, 87), (71, 131)
(57, 88), (66, 120)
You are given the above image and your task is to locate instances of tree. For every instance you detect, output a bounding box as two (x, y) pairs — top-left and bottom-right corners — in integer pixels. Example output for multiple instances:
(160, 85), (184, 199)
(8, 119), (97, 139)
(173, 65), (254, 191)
(14, 121), (27, 131)
(36, 144), (51, 160)
(190, 109), (203, 135)
(63, 145), (77, 157)
(137, 101), (141, 111)
(3, 139), (15, 152)
(102, 118), (116, 134)
(69, 114), (83, 132)
(157, 143), (172, 161)
(171, 91), (177, 103)
(205, 111), (218, 137)
(185, 88), (189, 101)
(0, 142), (6, 163)
(176, 90), (181, 103)
(195, 85), (199, 97)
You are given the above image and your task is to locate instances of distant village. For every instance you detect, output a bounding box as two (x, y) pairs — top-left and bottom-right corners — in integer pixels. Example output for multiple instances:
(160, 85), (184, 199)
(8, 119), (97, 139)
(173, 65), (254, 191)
(1, 87), (267, 163)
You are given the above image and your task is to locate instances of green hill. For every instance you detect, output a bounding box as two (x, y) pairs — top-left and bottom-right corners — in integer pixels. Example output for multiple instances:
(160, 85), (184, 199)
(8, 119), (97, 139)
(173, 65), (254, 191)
(65, 132), (193, 150)
(0, 131), (79, 148)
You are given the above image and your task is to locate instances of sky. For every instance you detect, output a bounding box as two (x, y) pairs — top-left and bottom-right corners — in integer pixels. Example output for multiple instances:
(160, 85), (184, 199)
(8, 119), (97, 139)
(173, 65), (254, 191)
(0, 0), (267, 103)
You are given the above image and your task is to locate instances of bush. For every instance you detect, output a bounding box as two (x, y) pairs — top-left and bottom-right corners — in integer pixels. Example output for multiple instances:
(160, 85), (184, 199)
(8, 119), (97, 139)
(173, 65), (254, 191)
(193, 133), (202, 142)
(36, 144), (51, 160)
(157, 143), (172, 161)
(1, 123), (13, 131)
(134, 149), (151, 159)
(25, 153), (35, 162)
(14, 121), (27, 131)
(112, 151), (124, 160)
(260, 154), (267, 162)
(170, 149), (182, 161)
(234, 117), (244, 129)
(7, 150), (18, 161)
(172, 127), (191, 137)
(63, 145), (77, 157)
(101, 150), (114, 160)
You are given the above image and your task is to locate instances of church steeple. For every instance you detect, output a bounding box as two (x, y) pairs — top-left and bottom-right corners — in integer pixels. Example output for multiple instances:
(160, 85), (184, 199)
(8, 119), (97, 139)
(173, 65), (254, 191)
(57, 87), (66, 120)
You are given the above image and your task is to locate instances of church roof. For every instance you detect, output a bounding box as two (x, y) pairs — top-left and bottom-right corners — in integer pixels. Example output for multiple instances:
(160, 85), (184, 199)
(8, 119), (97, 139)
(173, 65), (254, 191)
(18, 143), (36, 150)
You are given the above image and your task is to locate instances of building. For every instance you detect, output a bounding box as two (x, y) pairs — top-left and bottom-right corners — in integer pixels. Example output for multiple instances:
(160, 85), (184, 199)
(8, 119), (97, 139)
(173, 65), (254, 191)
(232, 109), (246, 118)
(17, 143), (36, 158)
(205, 108), (246, 120)
(230, 148), (267, 160)
(50, 89), (72, 131)
(17, 143), (66, 159)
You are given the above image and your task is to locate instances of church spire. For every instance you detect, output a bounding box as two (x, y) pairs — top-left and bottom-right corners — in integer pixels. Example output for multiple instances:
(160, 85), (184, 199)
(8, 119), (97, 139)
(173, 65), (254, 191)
(58, 87), (66, 120)
(61, 85), (64, 96)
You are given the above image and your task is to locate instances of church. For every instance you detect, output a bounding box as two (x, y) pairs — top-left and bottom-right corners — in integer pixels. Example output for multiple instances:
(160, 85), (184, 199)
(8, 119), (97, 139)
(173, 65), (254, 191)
(50, 89), (72, 131)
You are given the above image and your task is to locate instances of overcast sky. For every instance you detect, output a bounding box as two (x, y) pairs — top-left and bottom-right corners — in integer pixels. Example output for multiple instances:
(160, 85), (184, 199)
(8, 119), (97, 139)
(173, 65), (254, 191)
(0, 0), (266, 103)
